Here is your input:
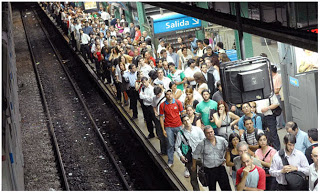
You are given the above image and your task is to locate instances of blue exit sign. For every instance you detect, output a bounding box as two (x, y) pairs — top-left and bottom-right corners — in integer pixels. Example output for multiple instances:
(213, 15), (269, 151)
(153, 14), (202, 34)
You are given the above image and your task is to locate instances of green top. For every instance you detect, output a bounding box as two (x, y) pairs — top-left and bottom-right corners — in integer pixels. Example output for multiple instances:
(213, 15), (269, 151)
(196, 99), (218, 129)
(168, 70), (185, 91)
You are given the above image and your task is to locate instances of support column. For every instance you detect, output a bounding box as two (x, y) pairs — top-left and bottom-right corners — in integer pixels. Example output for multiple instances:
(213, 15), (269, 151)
(231, 2), (253, 60)
(136, 2), (146, 32)
(195, 2), (208, 40)
(114, 6), (120, 19)
(124, 2), (132, 23)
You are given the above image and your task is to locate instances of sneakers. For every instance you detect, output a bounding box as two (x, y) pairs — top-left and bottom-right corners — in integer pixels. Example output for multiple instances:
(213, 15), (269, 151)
(168, 163), (173, 168)
(184, 168), (190, 178)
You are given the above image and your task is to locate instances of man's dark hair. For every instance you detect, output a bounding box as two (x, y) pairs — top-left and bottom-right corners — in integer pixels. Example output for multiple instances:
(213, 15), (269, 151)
(284, 133), (296, 144)
(187, 34), (193, 39)
(196, 40), (203, 44)
(217, 42), (224, 49)
(216, 80), (221, 88)
(168, 62), (175, 67)
(203, 38), (209, 45)
(128, 63), (136, 70)
(308, 128), (318, 141)
(135, 25), (140, 29)
(153, 86), (162, 95)
(243, 116), (253, 124)
(160, 49), (167, 55)
(271, 65), (277, 73)
(201, 89), (210, 96)
(187, 58), (195, 66)
(286, 121), (298, 131)
(181, 113), (189, 121)
(141, 76), (148, 82)
(241, 102), (252, 109)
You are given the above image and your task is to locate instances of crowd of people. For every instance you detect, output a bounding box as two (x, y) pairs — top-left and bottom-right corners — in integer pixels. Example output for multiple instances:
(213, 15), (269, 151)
(43, 2), (318, 191)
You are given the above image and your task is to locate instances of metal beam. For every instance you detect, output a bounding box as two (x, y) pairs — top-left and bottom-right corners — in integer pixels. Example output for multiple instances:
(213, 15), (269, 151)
(147, 2), (317, 52)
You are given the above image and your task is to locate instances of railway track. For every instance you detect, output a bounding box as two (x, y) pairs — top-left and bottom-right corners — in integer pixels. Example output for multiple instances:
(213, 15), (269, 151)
(20, 6), (132, 191)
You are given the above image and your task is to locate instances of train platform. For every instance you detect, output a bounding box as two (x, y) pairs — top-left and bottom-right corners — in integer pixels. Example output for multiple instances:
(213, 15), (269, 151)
(39, 4), (290, 191)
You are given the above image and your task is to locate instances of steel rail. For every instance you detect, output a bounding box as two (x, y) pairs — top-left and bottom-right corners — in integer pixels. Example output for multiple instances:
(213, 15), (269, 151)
(36, 3), (188, 190)
(30, 6), (132, 190)
(20, 8), (70, 191)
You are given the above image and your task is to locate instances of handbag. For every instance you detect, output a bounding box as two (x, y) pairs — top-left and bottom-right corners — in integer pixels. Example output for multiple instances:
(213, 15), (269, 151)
(269, 98), (282, 116)
(198, 140), (208, 187)
(179, 130), (192, 163)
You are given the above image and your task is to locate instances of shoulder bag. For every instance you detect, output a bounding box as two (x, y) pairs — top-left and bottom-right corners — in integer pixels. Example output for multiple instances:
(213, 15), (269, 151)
(179, 130), (192, 163)
(269, 98), (282, 117)
(262, 149), (272, 174)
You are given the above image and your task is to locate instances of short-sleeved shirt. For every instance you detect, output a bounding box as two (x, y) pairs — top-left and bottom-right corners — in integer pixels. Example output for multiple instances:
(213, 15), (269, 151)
(192, 137), (228, 168)
(168, 70), (186, 91)
(236, 165), (266, 190)
(196, 100), (218, 129)
(255, 146), (277, 163)
(159, 99), (184, 128)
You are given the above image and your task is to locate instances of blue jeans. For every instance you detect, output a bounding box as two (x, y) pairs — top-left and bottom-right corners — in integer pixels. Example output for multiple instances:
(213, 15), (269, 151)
(165, 126), (182, 164)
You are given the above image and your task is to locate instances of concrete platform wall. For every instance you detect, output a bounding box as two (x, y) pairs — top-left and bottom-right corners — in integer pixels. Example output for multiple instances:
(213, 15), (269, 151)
(2, 2), (25, 191)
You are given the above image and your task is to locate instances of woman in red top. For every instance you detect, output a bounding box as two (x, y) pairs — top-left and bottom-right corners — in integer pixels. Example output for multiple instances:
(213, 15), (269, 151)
(94, 44), (104, 79)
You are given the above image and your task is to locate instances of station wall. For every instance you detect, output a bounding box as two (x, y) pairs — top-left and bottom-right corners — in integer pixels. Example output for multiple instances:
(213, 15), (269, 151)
(2, 2), (25, 190)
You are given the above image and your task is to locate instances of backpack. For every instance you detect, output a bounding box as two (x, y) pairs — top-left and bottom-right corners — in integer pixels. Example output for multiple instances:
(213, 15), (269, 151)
(243, 128), (259, 145)
(278, 149), (308, 190)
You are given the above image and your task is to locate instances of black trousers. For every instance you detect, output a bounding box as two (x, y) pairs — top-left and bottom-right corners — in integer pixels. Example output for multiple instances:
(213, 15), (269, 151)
(264, 115), (280, 150)
(80, 44), (90, 63)
(266, 176), (276, 190)
(204, 165), (231, 191)
(127, 88), (138, 117)
(276, 183), (288, 191)
(143, 105), (160, 136)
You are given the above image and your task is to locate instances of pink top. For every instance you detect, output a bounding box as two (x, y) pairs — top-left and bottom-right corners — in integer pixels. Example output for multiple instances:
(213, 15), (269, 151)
(255, 146), (276, 163)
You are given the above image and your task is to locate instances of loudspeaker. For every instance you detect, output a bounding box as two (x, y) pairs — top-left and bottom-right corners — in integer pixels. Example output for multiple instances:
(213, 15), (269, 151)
(220, 56), (273, 104)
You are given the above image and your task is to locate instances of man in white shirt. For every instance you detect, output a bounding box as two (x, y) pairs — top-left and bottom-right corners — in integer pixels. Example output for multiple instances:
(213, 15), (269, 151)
(269, 133), (309, 190)
(138, 57), (152, 79)
(175, 114), (206, 190)
(153, 69), (171, 90)
(152, 86), (167, 155)
(140, 77), (157, 139)
(196, 40), (205, 57)
(255, 94), (281, 150)
(184, 59), (200, 89)
(157, 39), (166, 58)
(74, 19), (82, 51)
(100, 9), (110, 26)
(309, 147), (318, 191)
(79, 29), (91, 63)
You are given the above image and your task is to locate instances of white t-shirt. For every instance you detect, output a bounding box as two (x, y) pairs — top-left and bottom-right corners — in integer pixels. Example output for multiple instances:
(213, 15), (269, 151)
(184, 66), (200, 86)
(255, 94), (280, 116)
(153, 77), (171, 90)
(140, 64), (152, 79)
